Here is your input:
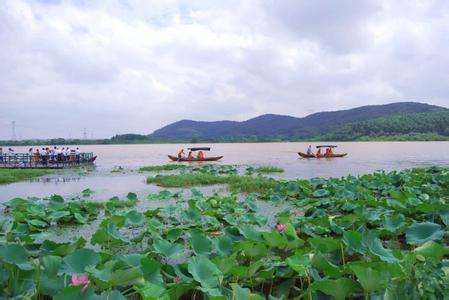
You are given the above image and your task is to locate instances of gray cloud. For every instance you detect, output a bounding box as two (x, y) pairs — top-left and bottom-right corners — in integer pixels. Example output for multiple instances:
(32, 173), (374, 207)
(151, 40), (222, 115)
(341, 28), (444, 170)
(0, 0), (448, 139)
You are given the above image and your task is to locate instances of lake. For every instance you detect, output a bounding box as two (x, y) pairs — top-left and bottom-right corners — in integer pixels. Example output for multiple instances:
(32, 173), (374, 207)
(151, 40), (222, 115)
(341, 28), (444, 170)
(1, 141), (448, 201)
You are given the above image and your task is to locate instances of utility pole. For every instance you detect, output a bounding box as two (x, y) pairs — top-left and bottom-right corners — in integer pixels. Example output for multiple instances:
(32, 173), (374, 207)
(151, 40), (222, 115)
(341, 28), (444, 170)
(83, 128), (87, 140)
(11, 121), (16, 141)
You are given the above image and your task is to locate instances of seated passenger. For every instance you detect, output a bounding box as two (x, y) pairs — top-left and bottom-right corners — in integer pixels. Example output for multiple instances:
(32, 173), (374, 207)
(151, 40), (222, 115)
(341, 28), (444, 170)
(177, 149), (185, 159)
(187, 151), (193, 160)
(197, 151), (205, 160)
(316, 148), (322, 157)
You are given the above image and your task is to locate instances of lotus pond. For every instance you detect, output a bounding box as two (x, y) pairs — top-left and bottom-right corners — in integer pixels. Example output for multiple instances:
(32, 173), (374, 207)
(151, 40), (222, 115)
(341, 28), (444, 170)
(0, 165), (448, 299)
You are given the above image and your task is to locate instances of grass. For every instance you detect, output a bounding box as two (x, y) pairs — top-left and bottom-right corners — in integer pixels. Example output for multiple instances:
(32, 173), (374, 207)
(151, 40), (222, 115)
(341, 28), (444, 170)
(139, 164), (188, 172)
(146, 173), (277, 193)
(0, 169), (52, 184)
(255, 166), (284, 173)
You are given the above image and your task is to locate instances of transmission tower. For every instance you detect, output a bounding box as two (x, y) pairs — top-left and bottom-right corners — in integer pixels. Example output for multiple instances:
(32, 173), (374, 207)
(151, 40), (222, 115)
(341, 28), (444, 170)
(11, 121), (16, 141)
(83, 128), (87, 140)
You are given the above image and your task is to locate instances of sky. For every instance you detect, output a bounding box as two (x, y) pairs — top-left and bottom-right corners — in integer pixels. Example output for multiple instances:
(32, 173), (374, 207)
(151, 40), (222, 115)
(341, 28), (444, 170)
(1, 0), (449, 139)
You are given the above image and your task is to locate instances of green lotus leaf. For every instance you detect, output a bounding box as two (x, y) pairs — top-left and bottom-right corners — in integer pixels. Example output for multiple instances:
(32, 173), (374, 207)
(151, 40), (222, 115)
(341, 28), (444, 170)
(152, 238), (184, 258)
(187, 256), (222, 289)
(109, 267), (144, 287)
(62, 248), (101, 274)
(309, 237), (341, 253)
(238, 224), (263, 241)
(440, 210), (449, 227)
(213, 235), (233, 256)
(50, 194), (65, 203)
(262, 231), (288, 249)
(413, 241), (447, 262)
(119, 253), (143, 267)
(342, 231), (366, 254)
(41, 238), (86, 256)
(312, 189), (330, 198)
(27, 219), (48, 228)
(96, 290), (127, 300)
(136, 282), (169, 300)
(74, 213), (88, 224)
(0, 243), (33, 270)
(383, 214), (406, 232)
(231, 283), (250, 300)
(349, 265), (389, 293)
(286, 253), (311, 276)
(234, 241), (268, 258)
(42, 255), (62, 277)
(54, 286), (95, 300)
(125, 210), (145, 226)
(405, 222), (444, 245)
(81, 188), (93, 197)
(311, 253), (343, 277)
(363, 233), (398, 263)
(48, 210), (71, 221)
(141, 257), (163, 285)
(190, 231), (212, 255)
(126, 192), (138, 201)
(312, 278), (360, 300)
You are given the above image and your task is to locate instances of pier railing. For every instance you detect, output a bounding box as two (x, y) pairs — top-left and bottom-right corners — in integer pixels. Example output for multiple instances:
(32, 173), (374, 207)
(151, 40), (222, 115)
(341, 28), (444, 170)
(0, 152), (95, 169)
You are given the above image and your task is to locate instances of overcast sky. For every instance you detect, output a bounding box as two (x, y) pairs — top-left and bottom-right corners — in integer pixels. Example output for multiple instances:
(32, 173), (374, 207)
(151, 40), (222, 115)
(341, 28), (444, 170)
(1, 0), (449, 139)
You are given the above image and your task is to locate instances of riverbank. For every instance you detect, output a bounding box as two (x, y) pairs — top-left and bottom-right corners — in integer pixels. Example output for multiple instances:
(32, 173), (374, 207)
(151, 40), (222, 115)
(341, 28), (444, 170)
(0, 166), (448, 299)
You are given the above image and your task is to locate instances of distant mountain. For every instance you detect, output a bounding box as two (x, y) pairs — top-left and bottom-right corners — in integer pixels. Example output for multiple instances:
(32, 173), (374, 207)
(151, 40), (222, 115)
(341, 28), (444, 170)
(150, 102), (447, 140)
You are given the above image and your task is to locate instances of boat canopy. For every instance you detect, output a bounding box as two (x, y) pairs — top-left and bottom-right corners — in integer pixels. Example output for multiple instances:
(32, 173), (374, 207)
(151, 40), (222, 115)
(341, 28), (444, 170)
(316, 145), (337, 148)
(187, 147), (211, 151)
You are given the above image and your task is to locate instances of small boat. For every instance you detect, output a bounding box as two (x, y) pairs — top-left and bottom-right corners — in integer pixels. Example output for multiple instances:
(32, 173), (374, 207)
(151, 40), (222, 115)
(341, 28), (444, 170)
(298, 152), (347, 158)
(298, 145), (347, 159)
(168, 155), (224, 162)
(168, 147), (223, 162)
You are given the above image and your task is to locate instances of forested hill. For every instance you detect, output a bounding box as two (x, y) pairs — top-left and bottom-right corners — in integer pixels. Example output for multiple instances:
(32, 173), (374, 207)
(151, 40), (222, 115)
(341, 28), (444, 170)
(149, 102), (447, 141)
(316, 110), (449, 141)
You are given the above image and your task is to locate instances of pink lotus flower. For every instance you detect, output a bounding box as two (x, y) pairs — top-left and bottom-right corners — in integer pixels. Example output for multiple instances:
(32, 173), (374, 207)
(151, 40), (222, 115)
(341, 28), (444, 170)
(71, 274), (90, 292)
(276, 223), (286, 233)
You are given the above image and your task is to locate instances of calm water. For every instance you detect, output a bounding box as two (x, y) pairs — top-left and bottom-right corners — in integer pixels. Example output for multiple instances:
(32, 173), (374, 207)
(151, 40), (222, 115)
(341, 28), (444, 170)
(1, 142), (448, 201)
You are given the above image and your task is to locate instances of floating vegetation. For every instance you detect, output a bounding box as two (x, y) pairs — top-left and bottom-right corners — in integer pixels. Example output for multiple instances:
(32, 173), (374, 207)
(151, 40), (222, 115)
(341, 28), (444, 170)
(253, 166), (284, 174)
(147, 173), (276, 193)
(0, 169), (52, 184)
(139, 164), (188, 172)
(0, 167), (448, 299)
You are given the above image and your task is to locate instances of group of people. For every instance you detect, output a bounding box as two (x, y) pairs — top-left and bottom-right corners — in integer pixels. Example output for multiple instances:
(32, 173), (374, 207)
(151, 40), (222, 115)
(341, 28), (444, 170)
(0, 146), (83, 164)
(306, 145), (334, 157)
(30, 147), (81, 163)
(177, 149), (205, 160)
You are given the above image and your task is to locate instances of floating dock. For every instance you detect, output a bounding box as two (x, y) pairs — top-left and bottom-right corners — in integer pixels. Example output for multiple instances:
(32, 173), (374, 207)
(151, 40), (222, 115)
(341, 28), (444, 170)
(0, 153), (96, 169)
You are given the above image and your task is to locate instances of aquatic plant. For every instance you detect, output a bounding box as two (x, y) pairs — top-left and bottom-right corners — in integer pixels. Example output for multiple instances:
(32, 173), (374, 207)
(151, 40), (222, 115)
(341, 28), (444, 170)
(0, 167), (448, 299)
(139, 164), (188, 172)
(254, 166), (284, 173)
(0, 169), (52, 184)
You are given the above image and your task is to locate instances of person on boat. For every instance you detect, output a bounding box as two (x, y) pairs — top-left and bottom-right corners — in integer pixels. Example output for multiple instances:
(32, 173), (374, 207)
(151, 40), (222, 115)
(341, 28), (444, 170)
(33, 148), (40, 163)
(75, 147), (80, 163)
(306, 145), (313, 155)
(177, 149), (185, 159)
(0, 147), (3, 162)
(325, 147), (333, 157)
(197, 150), (205, 160)
(187, 151), (193, 160)
(316, 148), (322, 158)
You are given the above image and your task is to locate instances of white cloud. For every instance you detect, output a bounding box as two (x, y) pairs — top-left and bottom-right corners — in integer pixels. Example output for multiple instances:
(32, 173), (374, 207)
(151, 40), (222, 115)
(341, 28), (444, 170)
(0, 0), (448, 139)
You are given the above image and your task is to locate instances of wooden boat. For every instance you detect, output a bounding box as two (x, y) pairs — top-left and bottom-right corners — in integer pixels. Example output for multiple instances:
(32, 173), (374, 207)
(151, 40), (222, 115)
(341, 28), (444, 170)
(168, 155), (223, 162)
(298, 152), (347, 158)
